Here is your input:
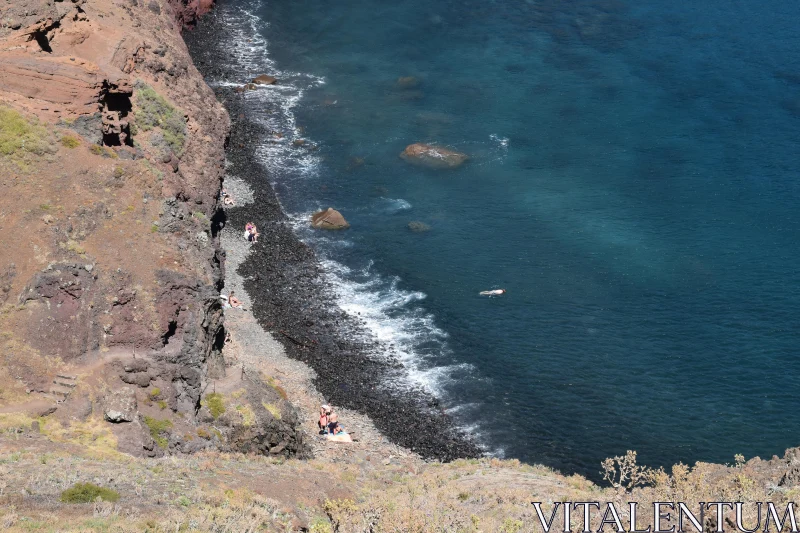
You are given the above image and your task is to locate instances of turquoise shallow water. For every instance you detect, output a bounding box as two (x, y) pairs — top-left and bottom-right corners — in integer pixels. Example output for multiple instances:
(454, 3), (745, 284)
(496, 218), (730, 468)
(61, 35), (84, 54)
(219, 0), (800, 476)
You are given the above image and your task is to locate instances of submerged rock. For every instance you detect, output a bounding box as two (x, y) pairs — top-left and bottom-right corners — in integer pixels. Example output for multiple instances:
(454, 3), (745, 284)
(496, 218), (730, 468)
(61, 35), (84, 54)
(407, 221), (431, 232)
(252, 74), (278, 85)
(400, 143), (467, 169)
(311, 208), (349, 230)
(395, 76), (421, 89)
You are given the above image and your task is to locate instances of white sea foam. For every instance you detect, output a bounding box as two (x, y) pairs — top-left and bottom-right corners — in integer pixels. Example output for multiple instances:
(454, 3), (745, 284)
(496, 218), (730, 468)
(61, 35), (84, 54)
(317, 258), (477, 398)
(376, 197), (412, 213)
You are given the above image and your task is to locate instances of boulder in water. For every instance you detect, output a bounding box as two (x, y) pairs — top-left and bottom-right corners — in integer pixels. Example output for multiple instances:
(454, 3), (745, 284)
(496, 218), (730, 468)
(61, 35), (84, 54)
(311, 208), (350, 230)
(252, 74), (278, 85)
(400, 143), (467, 169)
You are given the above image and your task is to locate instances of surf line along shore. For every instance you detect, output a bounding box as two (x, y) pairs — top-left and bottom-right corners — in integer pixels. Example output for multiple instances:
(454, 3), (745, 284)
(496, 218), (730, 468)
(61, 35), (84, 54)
(183, 11), (482, 461)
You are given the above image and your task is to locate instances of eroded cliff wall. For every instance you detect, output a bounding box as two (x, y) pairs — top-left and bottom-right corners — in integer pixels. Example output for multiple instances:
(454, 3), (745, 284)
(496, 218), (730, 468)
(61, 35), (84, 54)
(0, 0), (306, 458)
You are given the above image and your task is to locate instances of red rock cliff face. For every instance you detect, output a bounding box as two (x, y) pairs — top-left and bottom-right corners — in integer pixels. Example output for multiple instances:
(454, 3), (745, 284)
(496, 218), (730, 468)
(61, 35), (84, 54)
(0, 0), (240, 454)
(166, 0), (216, 28)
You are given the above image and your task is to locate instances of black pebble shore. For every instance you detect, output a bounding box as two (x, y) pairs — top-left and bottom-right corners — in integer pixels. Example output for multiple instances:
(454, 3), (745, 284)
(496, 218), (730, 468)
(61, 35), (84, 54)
(184, 11), (482, 462)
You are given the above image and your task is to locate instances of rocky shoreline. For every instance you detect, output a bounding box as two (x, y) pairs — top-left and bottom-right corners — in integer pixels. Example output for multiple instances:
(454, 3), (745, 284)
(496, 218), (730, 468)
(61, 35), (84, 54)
(185, 9), (482, 462)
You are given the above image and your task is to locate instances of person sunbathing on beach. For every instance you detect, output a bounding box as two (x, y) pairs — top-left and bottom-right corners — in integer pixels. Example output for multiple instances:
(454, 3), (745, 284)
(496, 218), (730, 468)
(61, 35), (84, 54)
(479, 289), (506, 296)
(228, 291), (242, 309)
(327, 413), (344, 435)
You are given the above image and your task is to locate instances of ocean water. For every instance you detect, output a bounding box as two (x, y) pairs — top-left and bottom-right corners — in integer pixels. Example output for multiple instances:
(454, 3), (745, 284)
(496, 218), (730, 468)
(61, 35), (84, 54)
(211, 0), (800, 476)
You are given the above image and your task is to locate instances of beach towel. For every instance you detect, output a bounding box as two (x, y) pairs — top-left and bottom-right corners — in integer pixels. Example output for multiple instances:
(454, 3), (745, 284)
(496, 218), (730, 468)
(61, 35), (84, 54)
(326, 432), (353, 443)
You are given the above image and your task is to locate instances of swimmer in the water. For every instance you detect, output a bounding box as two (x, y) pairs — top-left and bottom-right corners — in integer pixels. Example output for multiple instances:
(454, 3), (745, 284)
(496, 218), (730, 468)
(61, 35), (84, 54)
(479, 289), (506, 296)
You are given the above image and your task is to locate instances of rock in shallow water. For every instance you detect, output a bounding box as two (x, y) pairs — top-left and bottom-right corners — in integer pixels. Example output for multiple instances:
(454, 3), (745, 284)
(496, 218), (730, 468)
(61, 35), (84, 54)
(311, 208), (350, 230)
(400, 143), (468, 169)
(395, 76), (421, 89)
(407, 221), (431, 232)
(252, 74), (278, 85)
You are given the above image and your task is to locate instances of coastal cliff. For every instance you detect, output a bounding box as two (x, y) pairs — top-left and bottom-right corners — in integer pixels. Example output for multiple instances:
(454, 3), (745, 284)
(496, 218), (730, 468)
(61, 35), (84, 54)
(0, 1), (799, 532)
(0, 0), (305, 459)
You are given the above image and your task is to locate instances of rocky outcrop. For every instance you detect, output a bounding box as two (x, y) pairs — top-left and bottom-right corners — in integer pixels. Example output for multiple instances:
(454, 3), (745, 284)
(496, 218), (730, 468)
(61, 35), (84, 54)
(165, 0), (216, 28)
(0, 55), (132, 116)
(400, 143), (468, 169)
(195, 378), (308, 458)
(311, 208), (350, 230)
(103, 387), (137, 423)
(0, 0), (235, 457)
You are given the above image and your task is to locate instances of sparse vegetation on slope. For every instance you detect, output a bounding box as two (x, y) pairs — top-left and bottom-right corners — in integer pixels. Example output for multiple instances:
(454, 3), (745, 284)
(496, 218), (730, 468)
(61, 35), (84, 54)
(203, 393), (225, 419)
(143, 416), (172, 449)
(0, 107), (55, 169)
(0, 447), (790, 533)
(133, 85), (187, 154)
(60, 482), (120, 503)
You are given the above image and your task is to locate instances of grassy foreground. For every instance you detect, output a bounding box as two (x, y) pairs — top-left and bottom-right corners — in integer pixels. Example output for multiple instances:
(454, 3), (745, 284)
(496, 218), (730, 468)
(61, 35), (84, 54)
(0, 436), (793, 533)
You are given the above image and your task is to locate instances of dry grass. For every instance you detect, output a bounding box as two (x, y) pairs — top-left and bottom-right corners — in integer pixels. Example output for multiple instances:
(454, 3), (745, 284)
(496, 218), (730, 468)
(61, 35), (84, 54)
(0, 441), (793, 533)
(0, 106), (56, 170)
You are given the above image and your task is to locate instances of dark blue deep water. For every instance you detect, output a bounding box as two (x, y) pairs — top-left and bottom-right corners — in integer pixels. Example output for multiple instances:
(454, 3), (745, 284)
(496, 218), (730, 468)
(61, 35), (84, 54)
(218, 0), (800, 476)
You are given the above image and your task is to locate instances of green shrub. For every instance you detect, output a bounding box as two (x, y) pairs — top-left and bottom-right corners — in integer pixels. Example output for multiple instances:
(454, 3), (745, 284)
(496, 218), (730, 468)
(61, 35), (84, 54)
(89, 144), (117, 158)
(60, 482), (120, 503)
(0, 107), (51, 156)
(204, 393), (225, 419)
(0, 107), (55, 169)
(262, 401), (281, 420)
(236, 404), (256, 426)
(134, 85), (186, 154)
(310, 518), (333, 533)
(149, 387), (161, 399)
(143, 416), (172, 449)
(61, 135), (81, 148)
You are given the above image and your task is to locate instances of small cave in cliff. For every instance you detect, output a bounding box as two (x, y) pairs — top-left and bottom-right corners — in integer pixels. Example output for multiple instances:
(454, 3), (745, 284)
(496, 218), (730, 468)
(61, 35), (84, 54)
(212, 326), (226, 353)
(161, 320), (178, 346)
(210, 208), (227, 239)
(100, 88), (134, 147)
(105, 91), (133, 114)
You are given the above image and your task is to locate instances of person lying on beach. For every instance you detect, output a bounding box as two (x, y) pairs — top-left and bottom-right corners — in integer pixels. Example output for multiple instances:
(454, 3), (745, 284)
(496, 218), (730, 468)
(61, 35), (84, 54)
(228, 291), (242, 309)
(223, 194), (235, 206)
(479, 289), (506, 296)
